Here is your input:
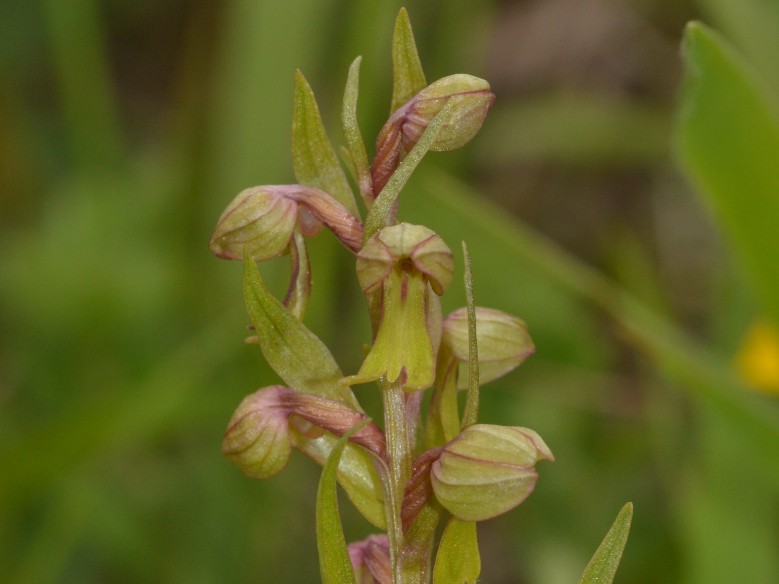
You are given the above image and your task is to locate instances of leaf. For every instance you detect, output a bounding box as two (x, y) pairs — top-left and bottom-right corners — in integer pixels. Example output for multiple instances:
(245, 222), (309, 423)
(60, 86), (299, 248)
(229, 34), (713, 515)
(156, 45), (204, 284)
(316, 421), (368, 584)
(243, 253), (359, 409)
(292, 429), (386, 529)
(432, 517), (480, 584)
(460, 242), (479, 429)
(676, 22), (779, 326)
(363, 102), (454, 243)
(390, 7), (427, 113)
(341, 57), (373, 206)
(293, 70), (359, 216)
(578, 502), (633, 584)
(694, 0), (779, 96)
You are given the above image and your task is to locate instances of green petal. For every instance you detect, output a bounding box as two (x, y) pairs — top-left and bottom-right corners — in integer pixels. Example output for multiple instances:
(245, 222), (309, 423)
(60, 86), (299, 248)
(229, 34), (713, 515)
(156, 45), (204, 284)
(347, 270), (434, 390)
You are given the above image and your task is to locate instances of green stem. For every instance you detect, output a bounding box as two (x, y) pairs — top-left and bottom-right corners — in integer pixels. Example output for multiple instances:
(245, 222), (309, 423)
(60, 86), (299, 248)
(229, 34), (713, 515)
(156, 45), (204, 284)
(382, 377), (413, 584)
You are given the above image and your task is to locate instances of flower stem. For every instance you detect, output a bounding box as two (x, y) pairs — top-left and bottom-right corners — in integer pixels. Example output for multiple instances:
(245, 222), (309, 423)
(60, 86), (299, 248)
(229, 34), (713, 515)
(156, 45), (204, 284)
(382, 377), (413, 583)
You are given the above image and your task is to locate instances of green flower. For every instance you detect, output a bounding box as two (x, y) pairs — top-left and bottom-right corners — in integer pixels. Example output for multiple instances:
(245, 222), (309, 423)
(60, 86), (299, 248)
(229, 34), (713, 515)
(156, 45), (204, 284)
(344, 223), (453, 390)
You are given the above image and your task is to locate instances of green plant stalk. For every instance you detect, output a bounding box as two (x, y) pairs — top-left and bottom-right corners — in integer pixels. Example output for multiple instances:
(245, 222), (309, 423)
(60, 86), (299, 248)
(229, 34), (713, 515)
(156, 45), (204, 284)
(381, 377), (413, 583)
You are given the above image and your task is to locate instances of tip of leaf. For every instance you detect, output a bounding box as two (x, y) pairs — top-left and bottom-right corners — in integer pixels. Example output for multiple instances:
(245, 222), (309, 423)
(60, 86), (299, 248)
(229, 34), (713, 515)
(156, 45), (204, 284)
(294, 69), (308, 86)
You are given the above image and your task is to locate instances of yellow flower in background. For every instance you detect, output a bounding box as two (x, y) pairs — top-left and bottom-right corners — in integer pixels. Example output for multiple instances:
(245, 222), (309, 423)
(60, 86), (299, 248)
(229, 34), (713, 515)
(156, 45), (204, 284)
(735, 321), (779, 395)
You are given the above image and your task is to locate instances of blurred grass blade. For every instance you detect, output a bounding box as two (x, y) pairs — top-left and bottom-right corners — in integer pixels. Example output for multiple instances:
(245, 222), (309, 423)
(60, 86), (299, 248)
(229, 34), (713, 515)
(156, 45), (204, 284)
(243, 253), (359, 408)
(316, 422), (367, 584)
(293, 70), (359, 216)
(44, 0), (124, 170)
(460, 242), (479, 429)
(676, 22), (779, 326)
(432, 517), (480, 584)
(416, 169), (779, 489)
(363, 102), (453, 242)
(578, 502), (633, 584)
(390, 7), (426, 113)
(342, 56), (373, 206)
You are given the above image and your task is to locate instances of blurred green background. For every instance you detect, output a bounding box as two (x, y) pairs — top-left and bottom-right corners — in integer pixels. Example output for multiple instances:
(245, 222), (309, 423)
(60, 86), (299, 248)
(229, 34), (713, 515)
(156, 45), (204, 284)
(2, 0), (779, 582)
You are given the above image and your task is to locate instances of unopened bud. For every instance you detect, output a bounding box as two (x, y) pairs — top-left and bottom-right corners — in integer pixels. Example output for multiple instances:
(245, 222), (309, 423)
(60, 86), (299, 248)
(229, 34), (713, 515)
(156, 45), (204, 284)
(431, 424), (553, 521)
(403, 74), (495, 152)
(222, 386), (293, 479)
(372, 75), (494, 193)
(349, 534), (391, 584)
(210, 185), (363, 261)
(442, 307), (535, 388)
(223, 386), (386, 479)
(210, 186), (298, 261)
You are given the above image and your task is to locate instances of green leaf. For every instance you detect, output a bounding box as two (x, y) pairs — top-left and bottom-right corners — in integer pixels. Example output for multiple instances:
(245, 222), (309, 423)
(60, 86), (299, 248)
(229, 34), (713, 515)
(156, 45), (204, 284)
(341, 56), (373, 206)
(316, 421), (368, 584)
(292, 429), (386, 529)
(243, 253), (359, 408)
(694, 0), (779, 96)
(432, 517), (480, 584)
(293, 70), (359, 216)
(676, 22), (779, 326)
(363, 102), (454, 243)
(390, 7), (427, 113)
(578, 502), (633, 584)
(460, 242), (479, 429)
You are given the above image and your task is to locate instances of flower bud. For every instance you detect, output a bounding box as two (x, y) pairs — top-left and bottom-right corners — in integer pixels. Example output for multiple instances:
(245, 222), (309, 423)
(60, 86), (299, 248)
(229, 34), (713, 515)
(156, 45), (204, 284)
(344, 224), (453, 390)
(210, 185), (363, 261)
(431, 424), (553, 521)
(210, 186), (298, 261)
(372, 75), (494, 193)
(442, 307), (535, 388)
(223, 386), (386, 480)
(403, 74), (495, 152)
(349, 534), (391, 584)
(222, 386), (293, 479)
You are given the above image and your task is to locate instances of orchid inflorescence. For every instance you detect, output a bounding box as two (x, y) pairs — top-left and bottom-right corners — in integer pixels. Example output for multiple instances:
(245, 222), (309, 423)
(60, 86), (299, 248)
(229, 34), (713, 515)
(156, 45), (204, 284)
(210, 9), (557, 583)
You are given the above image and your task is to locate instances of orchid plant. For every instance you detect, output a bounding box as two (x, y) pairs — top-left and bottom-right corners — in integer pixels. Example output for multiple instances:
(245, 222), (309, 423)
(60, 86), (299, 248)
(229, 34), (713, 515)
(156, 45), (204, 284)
(209, 9), (631, 583)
